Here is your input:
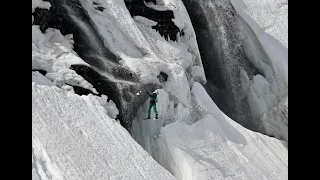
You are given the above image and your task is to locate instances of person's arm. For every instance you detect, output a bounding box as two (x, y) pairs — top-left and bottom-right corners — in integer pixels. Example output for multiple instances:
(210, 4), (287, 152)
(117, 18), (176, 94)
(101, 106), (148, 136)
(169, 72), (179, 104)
(146, 91), (151, 97)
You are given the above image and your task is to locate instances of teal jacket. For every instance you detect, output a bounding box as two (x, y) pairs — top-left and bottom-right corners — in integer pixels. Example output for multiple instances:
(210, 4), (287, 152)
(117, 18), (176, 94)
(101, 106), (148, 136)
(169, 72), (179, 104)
(147, 91), (158, 104)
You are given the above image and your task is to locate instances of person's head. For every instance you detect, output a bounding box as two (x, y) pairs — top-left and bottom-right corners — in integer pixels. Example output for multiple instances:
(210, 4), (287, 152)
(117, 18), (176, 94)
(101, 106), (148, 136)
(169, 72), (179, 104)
(153, 90), (159, 96)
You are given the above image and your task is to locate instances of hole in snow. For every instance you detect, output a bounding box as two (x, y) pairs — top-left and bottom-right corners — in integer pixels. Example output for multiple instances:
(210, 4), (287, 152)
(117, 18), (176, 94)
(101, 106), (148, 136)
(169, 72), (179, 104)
(157, 71), (168, 83)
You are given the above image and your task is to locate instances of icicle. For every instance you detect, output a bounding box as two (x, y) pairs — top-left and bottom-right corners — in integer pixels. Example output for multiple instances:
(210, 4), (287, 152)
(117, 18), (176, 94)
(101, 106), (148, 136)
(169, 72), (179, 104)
(176, 31), (180, 43)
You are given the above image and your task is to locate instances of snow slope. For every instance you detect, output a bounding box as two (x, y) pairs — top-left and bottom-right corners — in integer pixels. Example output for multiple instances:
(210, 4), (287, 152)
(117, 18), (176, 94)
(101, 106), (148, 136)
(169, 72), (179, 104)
(32, 83), (176, 180)
(132, 82), (288, 180)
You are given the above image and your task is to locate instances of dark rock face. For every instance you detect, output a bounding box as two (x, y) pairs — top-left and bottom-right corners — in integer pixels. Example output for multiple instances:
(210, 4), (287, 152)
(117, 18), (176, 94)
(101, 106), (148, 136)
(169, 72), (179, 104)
(124, 0), (181, 41)
(32, 0), (158, 130)
(33, 8), (72, 35)
(69, 65), (118, 97)
(181, 0), (264, 132)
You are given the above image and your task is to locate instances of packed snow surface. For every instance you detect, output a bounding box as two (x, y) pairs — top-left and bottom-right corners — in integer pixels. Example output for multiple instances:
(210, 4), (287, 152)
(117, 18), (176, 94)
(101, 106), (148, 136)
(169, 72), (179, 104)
(32, 83), (176, 180)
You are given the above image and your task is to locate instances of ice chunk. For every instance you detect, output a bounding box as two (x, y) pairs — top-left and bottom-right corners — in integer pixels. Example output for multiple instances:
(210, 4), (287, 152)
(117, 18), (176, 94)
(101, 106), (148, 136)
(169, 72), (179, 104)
(32, 71), (54, 87)
(32, 0), (51, 13)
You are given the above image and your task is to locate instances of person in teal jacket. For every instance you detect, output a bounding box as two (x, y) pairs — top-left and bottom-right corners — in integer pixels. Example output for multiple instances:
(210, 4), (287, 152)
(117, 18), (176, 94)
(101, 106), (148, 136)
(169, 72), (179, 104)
(147, 91), (158, 119)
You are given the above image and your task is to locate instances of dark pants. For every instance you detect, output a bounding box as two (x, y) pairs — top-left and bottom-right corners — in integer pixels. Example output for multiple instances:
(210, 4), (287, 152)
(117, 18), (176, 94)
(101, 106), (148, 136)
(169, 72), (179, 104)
(147, 103), (158, 118)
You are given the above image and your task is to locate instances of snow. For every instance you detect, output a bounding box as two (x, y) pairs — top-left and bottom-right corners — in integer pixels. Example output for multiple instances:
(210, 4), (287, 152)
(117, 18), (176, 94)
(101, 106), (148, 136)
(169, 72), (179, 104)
(32, 0), (50, 12)
(231, 0), (288, 88)
(156, 0), (206, 84)
(132, 82), (288, 180)
(144, 1), (171, 11)
(89, 94), (119, 119)
(191, 65), (206, 84)
(159, 113), (288, 180)
(163, 63), (191, 106)
(32, 83), (176, 180)
(231, 0), (288, 140)
(133, 16), (158, 27)
(32, 71), (54, 87)
(231, 0), (288, 49)
(32, 25), (98, 94)
(174, 103), (190, 123)
(191, 82), (228, 121)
